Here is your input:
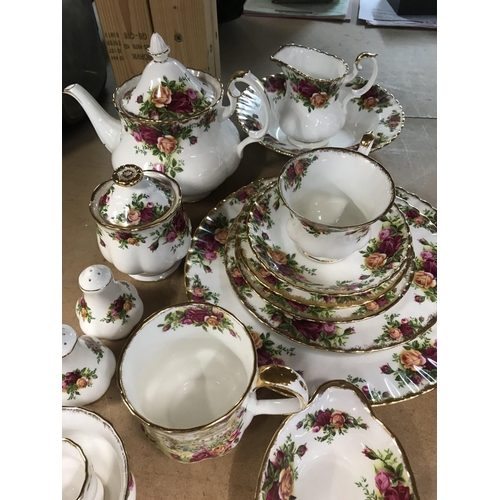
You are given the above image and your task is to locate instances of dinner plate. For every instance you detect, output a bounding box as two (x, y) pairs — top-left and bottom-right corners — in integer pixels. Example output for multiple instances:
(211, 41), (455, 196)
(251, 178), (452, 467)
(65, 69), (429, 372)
(184, 179), (437, 403)
(62, 406), (136, 500)
(231, 203), (415, 323)
(236, 75), (405, 156)
(246, 182), (412, 295)
(255, 380), (419, 500)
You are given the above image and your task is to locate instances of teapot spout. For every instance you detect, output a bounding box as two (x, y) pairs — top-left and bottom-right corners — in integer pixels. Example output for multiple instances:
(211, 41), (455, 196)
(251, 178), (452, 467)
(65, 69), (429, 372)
(63, 84), (121, 152)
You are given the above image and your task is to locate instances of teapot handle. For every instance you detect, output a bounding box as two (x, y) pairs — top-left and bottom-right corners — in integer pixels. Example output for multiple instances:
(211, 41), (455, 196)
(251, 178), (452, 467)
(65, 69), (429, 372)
(342, 52), (378, 109)
(219, 70), (271, 158)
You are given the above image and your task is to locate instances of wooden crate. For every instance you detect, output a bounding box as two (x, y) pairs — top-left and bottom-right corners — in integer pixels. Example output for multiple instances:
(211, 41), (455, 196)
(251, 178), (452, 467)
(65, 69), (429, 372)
(94, 0), (220, 87)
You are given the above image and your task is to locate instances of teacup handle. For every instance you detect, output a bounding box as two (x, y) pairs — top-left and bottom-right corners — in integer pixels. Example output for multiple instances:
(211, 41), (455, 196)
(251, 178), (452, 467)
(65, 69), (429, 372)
(357, 131), (375, 156)
(219, 70), (271, 158)
(342, 52), (378, 108)
(247, 365), (309, 416)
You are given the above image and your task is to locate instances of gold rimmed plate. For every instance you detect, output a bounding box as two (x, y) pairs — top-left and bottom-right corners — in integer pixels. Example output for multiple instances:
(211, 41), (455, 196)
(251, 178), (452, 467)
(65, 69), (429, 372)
(255, 380), (420, 500)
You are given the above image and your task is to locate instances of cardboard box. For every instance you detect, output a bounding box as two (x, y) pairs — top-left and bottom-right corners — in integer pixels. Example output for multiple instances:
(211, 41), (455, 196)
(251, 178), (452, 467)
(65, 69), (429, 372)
(386, 0), (436, 15)
(94, 0), (220, 87)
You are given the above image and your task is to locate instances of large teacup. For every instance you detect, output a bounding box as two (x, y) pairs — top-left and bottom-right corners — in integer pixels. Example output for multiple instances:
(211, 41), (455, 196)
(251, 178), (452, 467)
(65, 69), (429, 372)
(118, 302), (309, 463)
(278, 148), (395, 262)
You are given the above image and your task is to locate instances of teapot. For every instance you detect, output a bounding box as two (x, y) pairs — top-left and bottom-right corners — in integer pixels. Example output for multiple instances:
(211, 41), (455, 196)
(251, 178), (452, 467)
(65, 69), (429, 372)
(270, 44), (378, 148)
(64, 33), (271, 202)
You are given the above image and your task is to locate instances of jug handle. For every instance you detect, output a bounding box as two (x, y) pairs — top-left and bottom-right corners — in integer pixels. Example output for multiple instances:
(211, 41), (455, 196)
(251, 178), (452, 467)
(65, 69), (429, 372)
(219, 70), (271, 158)
(341, 52), (378, 109)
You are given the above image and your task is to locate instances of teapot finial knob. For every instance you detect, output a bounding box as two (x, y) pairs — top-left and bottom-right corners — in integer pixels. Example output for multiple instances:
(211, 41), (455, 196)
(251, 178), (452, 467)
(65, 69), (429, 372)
(148, 32), (170, 63)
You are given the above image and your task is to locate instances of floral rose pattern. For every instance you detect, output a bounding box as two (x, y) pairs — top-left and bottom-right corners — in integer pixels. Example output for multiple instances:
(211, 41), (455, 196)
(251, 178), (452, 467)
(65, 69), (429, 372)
(106, 230), (147, 249)
(280, 154), (319, 192)
(76, 297), (95, 323)
(398, 204), (436, 232)
(260, 434), (307, 500)
(282, 67), (342, 113)
(346, 77), (393, 112)
(100, 293), (137, 324)
(360, 214), (408, 278)
(411, 238), (437, 303)
(264, 75), (287, 101)
(346, 375), (391, 403)
(374, 313), (428, 346)
(248, 327), (297, 368)
(295, 408), (368, 444)
(122, 106), (217, 178)
(189, 213), (231, 273)
(188, 274), (220, 304)
(82, 336), (104, 363)
(62, 367), (98, 400)
(157, 303), (240, 338)
(148, 208), (191, 253)
(98, 182), (173, 226)
(380, 334), (437, 389)
(262, 305), (356, 349)
(134, 75), (212, 119)
(356, 447), (416, 500)
(141, 407), (246, 463)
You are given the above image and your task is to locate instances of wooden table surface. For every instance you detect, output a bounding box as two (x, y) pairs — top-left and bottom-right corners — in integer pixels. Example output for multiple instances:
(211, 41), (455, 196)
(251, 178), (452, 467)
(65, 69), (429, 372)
(62, 9), (437, 500)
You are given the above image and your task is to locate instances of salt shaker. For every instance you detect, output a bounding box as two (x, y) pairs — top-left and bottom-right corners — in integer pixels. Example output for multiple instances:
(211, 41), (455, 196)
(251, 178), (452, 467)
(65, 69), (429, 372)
(75, 264), (144, 341)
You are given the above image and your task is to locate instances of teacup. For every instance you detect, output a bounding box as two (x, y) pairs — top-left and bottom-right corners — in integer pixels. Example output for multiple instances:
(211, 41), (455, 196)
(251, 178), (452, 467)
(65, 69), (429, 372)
(62, 437), (104, 500)
(278, 148), (395, 262)
(118, 302), (309, 463)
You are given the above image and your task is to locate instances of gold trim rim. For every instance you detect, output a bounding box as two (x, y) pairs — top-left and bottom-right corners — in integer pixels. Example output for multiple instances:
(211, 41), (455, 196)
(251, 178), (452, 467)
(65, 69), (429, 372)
(113, 69), (224, 125)
(270, 43), (349, 84)
(117, 301), (258, 434)
(88, 169), (183, 232)
(62, 437), (89, 500)
(253, 379), (422, 500)
(62, 406), (132, 499)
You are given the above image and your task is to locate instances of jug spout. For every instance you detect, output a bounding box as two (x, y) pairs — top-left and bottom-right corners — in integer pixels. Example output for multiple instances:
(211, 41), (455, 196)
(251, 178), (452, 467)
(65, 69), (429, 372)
(63, 84), (121, 152)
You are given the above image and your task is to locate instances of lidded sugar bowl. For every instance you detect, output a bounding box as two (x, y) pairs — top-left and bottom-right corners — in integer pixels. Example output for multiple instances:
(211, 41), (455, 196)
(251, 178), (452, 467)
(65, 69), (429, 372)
(89, 164), (192, 281)
(64, 32), (271, 202)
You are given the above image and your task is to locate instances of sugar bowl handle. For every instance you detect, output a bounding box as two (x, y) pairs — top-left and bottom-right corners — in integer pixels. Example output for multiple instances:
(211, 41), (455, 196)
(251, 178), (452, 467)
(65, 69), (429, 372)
(219, 70), (271, 157)
(247, 365), (309, 416)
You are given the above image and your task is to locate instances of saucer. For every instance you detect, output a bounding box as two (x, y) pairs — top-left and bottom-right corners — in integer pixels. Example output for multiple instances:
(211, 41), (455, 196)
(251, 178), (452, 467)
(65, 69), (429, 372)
(236, 75), (405, 156)
(62, 407), (136, 500)
(227, 204), (434, 352)
(231, 204), (415, 323)
(184, 179), (437, 402)
(247, 182), (412, 295)
(256, 380), (419, 500)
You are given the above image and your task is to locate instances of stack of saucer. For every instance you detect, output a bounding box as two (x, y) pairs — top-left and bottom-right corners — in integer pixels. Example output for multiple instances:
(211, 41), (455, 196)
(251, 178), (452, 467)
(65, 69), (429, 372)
(221, 149), (436, 354)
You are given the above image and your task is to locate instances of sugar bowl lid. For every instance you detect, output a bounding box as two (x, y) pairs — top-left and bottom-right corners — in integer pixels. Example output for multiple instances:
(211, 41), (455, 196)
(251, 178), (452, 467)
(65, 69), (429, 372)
(121, 32), (216, 120)
(89, 164), (181, 230)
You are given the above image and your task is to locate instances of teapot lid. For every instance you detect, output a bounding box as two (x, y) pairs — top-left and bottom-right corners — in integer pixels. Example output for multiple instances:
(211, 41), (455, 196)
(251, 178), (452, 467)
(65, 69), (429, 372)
(122, 32), (216, 120)
(90, 164), (181, 230)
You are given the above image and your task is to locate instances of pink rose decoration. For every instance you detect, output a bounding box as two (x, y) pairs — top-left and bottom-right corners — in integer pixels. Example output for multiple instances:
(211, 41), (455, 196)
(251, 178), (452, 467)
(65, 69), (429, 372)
(375, 469), (391, 493)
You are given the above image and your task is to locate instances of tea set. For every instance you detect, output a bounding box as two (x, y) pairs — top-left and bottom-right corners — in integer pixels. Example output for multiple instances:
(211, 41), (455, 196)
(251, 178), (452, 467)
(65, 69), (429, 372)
(62, 32), (436, 499)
